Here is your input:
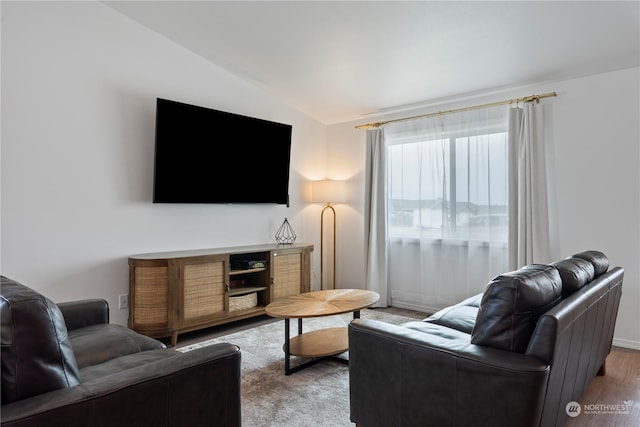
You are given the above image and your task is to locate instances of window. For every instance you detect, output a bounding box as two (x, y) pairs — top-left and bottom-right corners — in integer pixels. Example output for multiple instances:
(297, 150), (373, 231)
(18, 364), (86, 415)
(387, 120), (508, 244)
(366, 105), (524, 312)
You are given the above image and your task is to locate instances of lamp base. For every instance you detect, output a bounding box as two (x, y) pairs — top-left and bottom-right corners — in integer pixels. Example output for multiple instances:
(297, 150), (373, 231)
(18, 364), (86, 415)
(320, 204), (337, 290)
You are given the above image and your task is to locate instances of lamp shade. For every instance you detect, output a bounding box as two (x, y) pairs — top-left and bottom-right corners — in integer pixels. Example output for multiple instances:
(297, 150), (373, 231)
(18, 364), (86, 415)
(311, 180), (346, 204)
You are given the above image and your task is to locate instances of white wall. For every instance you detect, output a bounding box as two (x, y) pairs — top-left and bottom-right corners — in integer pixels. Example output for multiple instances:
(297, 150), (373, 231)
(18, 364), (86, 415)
(1, 1), (328, 326)
(328, 67), (640, 349)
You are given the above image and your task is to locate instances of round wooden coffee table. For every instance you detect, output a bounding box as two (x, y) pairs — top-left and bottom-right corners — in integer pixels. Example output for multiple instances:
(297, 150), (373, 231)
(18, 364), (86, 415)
(266, 289), (380, 374)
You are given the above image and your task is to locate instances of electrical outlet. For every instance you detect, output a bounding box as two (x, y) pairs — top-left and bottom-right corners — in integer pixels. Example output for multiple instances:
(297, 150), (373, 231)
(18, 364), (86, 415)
(118, 294), (129, 309)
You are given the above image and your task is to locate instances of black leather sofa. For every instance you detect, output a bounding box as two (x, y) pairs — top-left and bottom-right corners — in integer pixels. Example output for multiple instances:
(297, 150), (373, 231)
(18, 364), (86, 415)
(1, 276), (241, 427)
(349, 250), (623, 427)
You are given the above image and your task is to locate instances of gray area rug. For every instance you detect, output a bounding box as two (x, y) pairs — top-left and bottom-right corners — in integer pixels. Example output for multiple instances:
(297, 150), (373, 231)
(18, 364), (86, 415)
(177, 308), (420, 427)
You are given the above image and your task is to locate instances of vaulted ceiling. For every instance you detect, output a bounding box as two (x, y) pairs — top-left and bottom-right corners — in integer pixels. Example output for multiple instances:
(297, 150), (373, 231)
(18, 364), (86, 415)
(104, 1), (640, 125)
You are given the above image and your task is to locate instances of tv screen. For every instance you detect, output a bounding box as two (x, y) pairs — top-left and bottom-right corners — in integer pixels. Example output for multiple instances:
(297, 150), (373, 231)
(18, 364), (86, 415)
(153, 98), (292, 205)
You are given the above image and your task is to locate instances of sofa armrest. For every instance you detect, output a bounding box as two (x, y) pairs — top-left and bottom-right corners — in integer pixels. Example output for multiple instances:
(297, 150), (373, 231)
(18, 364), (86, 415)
(349, 319), (550, 427)
(57, 299), (109, 330)
(1, 343), (241, 427)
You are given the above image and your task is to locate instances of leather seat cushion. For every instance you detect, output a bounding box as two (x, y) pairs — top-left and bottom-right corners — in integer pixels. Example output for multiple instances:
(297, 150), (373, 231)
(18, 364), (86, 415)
(1, 276), (81, 404)
(401, 320), (473, 343)
(78, 348), (180, 383)
(470, 264), (562, 353)
(69, 324), (167, 369)
(423, 303), (479, 334)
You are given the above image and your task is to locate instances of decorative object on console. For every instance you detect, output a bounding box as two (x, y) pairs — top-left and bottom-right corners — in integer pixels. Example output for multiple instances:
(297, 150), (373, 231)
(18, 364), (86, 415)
(275, 217), (296, 244)
(230, 260), (268, 270)
(229, 292), (258, 312)
(311, 180), (346, 290)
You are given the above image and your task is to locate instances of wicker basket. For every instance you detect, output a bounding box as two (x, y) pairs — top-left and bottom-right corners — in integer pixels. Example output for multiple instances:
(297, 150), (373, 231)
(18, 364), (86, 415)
(229, 292), (258, 312)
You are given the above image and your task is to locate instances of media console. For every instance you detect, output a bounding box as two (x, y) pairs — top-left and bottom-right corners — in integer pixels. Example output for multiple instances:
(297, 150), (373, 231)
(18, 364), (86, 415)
(128, 243), (313, 346)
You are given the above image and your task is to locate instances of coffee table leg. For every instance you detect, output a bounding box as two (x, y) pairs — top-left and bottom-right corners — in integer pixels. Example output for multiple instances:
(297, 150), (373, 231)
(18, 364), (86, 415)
(284, 318), (311, 375)
(353, 310), (361, 319)
(284, 318), (291, 374)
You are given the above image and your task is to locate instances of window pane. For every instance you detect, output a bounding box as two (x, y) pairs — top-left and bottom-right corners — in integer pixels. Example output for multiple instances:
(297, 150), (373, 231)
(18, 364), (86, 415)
(388, 131), (507, 243)
(453, 132), (507, 242)
(389, 138), (450, 239)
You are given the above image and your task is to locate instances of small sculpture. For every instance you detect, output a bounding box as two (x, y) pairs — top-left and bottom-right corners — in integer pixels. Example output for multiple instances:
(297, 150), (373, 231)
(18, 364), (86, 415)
(275, 218), (296, 244)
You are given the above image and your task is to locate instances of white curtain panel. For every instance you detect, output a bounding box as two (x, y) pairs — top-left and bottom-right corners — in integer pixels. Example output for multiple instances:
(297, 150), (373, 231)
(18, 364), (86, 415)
(507, 104), (552, 269)
(373, 106), (511, 312)
(364, 128), (390, 307)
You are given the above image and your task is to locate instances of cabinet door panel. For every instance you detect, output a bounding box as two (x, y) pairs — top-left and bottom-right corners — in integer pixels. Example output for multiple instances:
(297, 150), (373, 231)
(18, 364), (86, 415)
(132, 266), (169, 327)
(273, 252), (302, 299)
(182, 261), (226, 321)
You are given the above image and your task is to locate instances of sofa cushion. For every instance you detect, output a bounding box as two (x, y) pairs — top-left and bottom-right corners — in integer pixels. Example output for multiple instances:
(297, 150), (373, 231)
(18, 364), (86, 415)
(401, 320), (474, 343)
(0, 276), (81, 404)
(423, 293), (482, 334)
(78, 348), (180, 382)
(69, 323), (166, 369)
(470, 264), (562, 353)
(572, 250), (609, 277)
(551, 257), (595, 298)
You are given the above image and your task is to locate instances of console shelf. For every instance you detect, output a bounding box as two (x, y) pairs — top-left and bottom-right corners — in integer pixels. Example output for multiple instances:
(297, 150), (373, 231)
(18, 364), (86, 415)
(230, 268), (268, 275)
(128, 243), (313, 346)
(229, 286), (268, 296)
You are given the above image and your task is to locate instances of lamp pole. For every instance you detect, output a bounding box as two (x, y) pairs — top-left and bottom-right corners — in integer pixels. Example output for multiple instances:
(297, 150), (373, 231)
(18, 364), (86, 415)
(320, 203), (337, 290)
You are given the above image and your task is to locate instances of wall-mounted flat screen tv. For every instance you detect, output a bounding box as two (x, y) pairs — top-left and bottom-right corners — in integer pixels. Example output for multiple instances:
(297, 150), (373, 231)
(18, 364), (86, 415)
(153, 98), (292, 205)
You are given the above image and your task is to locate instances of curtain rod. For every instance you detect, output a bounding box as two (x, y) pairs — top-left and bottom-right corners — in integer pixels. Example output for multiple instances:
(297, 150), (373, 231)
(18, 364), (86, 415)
(355, 91), (557, 130)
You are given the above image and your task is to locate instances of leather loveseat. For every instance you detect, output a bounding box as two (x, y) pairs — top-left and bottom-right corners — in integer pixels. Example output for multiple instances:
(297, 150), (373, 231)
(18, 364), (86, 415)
(1, 276), (241, 427)
(348, 250), (623, 427)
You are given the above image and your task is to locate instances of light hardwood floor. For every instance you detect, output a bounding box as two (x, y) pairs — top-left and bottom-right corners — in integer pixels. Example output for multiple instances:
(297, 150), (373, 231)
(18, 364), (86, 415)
(170, 307), (640, 427)
(563, 346), (640, 427)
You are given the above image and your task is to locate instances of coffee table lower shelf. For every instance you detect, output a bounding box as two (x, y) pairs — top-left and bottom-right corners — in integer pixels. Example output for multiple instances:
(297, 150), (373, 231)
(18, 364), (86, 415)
(284, 321), (349, 375)
(289, 326), (348, 357)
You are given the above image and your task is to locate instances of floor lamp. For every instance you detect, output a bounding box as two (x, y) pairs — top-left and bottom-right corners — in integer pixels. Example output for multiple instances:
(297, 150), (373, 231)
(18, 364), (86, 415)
(311, 180), (346, 290)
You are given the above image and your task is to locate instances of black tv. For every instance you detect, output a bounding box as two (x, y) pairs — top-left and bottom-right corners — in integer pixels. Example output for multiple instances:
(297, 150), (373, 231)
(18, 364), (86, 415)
(153, 98), (292, 205)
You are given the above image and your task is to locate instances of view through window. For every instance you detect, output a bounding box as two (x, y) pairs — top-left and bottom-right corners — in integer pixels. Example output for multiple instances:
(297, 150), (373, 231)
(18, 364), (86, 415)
(388, 127), (508, 244)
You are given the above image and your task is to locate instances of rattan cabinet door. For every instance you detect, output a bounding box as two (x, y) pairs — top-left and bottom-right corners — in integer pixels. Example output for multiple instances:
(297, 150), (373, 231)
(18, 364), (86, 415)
(130, 261), (169, 331)
(272, 250), (303, 300)
(179, 255), (228, 327)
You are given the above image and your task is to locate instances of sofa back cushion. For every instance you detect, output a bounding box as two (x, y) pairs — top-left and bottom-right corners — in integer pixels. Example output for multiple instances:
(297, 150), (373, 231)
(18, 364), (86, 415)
(470, 264), (562, 353)
(550, 257), (595, 298)
(572, 250), (609, 277)
(1, 276), (80, 404)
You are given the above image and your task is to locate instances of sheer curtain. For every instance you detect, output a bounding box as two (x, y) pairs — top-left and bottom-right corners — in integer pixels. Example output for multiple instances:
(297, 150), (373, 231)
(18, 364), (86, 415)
(508, 103), (552, 268)
(370, 105), (511, 312)
(364, 128), (389, 307)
